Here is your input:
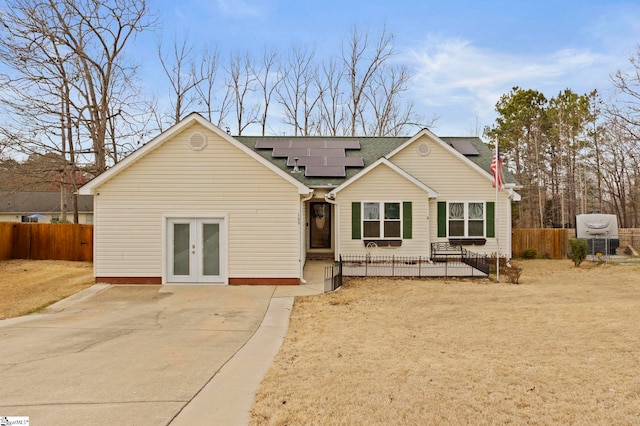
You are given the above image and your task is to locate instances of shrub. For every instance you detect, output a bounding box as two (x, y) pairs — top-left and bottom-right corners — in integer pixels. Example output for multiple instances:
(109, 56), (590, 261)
(568, 238), (588, 266)
(501, 263), (523, 284)
(521, 248), (537, 259)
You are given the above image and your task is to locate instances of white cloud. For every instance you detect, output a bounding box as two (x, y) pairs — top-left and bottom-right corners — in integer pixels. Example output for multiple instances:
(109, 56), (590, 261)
(402, 36), (616, 135)
(214, 0), (263, 18)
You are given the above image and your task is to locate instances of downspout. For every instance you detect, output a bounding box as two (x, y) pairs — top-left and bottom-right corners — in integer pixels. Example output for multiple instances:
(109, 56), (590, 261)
(299, 190), (315, 284)
(324, 192), (339, 261)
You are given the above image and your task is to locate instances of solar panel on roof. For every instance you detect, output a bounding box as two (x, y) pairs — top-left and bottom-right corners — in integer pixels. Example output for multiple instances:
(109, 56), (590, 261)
(325, 140), (360, 149)
(450, 140), (479, 156)
(254, 137), (364, 176)
(290, 140), (325, 148)
(255, 139), (292, 149)
(272, 148), (310, 157)
(305, 165), (346, 177)
(309, 148), (345, 157)
(286, 156), (326, 166)
(326, 156), (365, 167)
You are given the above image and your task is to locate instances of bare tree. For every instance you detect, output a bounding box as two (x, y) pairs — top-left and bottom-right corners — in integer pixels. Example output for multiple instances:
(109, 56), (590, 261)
(341, 25), (395, 136)
(0, 0), (153, 177)
(226, 51), (259, 135)
(158, 36), (203, 125)
(252, 48), (284, 136)
(193, 45), (231, 127)
(276, 46), (320, 136)
(316, 58), (346, 136)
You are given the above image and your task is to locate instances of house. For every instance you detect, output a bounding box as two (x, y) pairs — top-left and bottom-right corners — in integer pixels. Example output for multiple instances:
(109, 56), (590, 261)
(79, 113), (520, 285)
(0, 191), (94, 224)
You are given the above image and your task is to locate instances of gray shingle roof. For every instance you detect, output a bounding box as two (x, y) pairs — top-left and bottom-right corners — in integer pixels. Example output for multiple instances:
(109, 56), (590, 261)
(235, 135), (518, 188)
(0, 191), (93, 213)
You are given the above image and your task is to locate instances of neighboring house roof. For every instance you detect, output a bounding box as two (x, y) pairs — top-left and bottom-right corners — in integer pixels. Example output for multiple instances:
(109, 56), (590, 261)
(235, 132), (519, 189)
(0, 191), (93, 214)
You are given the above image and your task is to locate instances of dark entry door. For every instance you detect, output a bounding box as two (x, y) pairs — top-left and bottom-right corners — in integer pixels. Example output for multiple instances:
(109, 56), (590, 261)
(310, 202), (331, 248)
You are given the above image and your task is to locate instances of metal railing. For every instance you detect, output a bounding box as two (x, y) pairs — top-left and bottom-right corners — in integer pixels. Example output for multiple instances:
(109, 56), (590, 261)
(324, 262), (343, 292)
(339, 253), (489, 278)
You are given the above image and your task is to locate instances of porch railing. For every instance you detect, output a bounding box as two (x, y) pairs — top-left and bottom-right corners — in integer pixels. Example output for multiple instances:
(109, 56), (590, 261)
(324, 262), (343, 292)
(339, 252), (489, 278)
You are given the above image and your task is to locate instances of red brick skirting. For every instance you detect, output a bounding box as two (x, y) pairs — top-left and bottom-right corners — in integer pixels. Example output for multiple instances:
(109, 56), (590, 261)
(229, 278), (300, 285)
(96, 277), (162, 285)
(95, 277), (300, 285)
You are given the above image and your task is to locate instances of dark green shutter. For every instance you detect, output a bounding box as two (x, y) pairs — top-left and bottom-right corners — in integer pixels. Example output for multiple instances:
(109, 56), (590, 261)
(402, 202), (412, 239)
(352, 202), (361, 239)
(437, 202), (447, 237)
(486, 201), (495, 238)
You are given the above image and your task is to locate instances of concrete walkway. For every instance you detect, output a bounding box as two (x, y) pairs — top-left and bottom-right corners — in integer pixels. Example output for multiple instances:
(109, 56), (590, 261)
(0, 261), (328, 426)
(170, 260), (327, 425)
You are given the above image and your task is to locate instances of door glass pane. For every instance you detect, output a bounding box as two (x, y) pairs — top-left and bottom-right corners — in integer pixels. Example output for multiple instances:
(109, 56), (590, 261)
(202, 223), (220, 276)
(173, 223), (190, 276)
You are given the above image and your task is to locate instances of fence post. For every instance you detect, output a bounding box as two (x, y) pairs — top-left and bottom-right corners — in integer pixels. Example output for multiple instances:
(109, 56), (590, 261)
(392, 255), (395, 277)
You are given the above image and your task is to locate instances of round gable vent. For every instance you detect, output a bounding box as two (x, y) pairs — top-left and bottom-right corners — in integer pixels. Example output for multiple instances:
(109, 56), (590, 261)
(188, 132), (207, 151)
(416, 141), (430, 156)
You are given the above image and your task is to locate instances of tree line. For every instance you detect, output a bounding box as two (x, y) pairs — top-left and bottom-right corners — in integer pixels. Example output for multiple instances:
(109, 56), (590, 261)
(484, 72), (640, 228)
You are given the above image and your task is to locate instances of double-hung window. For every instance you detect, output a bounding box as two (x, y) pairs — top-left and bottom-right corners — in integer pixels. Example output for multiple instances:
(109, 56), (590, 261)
(448, 202), (485, 237)
(363, 202), (401, 239)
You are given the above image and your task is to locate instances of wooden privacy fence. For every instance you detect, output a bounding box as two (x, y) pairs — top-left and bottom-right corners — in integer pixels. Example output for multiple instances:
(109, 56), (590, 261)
(0, 222), (93, 261)
(512, 228), (640, 259)
(512, 228), (570, 259)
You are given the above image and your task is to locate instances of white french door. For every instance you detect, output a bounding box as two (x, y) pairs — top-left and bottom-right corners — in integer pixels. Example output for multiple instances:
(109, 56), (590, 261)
(167, 218), (225, 284)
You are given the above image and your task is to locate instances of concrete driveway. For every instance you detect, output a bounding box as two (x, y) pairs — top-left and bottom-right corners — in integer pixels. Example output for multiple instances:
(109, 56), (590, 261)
(0, 273), (325, 425)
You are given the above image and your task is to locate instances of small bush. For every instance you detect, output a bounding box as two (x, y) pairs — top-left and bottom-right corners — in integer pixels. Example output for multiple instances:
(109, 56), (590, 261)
(501, 263), (523, 284)
(487, 254), (508, 274)
(521, 248), (537, 259)
(568, 238), (588, 266)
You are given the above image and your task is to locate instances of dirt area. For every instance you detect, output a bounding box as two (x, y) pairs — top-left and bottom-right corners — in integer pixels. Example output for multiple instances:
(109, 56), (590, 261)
(251, 259), (640, 425)
(0, 259), (95, 319)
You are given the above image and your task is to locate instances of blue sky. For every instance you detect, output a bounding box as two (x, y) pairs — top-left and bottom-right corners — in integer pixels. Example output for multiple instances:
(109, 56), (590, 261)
(135, 0), (640, 136)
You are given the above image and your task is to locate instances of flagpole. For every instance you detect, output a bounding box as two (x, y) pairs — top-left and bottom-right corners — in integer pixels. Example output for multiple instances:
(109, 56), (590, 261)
(495, 141), (500, 283)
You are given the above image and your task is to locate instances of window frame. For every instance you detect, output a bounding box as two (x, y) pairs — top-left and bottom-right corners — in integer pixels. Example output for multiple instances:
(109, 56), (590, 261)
(446, 201), (486, 238)
(361, 201), (403, 240)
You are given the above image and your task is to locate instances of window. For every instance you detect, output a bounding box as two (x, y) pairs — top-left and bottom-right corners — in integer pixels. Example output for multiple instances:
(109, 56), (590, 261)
(352, 201), (412, 241)
(362, 202), (401, 239)
(447, 202), (485, 237)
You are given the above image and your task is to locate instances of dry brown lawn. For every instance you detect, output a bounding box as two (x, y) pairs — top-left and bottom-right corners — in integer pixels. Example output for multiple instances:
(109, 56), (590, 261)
(0, 259), (95, 319)
(251, 259), (640, 425)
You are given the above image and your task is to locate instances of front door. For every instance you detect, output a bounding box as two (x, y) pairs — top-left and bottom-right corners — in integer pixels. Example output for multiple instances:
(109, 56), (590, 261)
(310, 202), (331, 249)
(167, 218), (225, 284)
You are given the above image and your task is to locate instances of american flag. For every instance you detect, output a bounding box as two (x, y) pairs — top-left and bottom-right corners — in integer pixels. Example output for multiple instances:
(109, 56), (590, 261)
(490, 151), (504, 191)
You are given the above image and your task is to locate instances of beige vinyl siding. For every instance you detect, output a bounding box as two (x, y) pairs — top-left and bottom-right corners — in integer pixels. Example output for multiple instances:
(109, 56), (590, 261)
(93, 123), (301, 280)
(336, 163), (429, 256)
(391, 135), (512, 256)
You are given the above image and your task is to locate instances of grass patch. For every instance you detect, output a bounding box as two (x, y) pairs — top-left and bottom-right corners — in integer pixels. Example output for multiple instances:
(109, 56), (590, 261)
(0, 259), (95, 319)
(251, 259), (640, 425)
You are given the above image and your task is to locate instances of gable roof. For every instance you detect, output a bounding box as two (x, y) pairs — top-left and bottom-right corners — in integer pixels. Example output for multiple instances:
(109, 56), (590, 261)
(327, 158), (438, 198)
(79, 113), (312, 195)
(0, 191), (93, 213)
(236, 132), (518, 189)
